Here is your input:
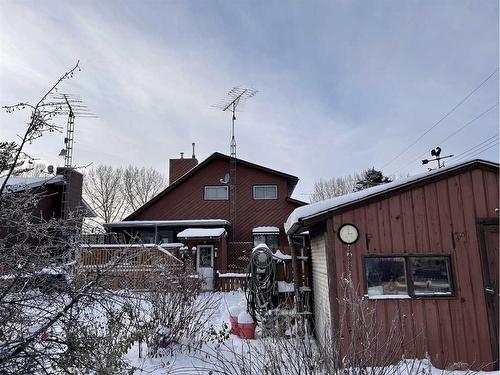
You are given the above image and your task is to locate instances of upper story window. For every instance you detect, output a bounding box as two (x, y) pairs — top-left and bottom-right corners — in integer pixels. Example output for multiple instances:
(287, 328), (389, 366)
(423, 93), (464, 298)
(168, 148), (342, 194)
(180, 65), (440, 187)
(253, 185), (277, 200)
(204, 185), (229, 200)
(364, 255), (453, 299)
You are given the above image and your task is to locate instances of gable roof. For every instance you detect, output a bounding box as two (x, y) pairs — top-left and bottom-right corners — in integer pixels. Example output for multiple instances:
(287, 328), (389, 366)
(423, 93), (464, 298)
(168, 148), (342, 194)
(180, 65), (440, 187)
(285, 159), (499, 235)
(125, 152), (304, 220)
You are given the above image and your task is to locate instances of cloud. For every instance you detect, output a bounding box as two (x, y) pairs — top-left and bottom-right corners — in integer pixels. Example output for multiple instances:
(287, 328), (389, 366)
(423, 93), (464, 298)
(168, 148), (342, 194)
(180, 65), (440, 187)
(0, 0), (498, 200)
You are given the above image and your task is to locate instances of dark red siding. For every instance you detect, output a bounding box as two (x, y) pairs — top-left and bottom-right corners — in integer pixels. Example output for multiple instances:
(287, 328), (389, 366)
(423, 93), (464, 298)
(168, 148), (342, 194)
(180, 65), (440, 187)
(132, 157), (302, 247)
(324, 166), (498, 369)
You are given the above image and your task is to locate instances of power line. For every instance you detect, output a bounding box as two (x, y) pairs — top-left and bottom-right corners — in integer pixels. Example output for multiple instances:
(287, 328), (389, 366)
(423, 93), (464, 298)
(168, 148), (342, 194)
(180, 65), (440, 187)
(452, 133), (499, 160)
(452, 138), (499, 164)
(380, 67), (499, 170)
(390, 102), (499, 174)
(452, 141), (499, 164)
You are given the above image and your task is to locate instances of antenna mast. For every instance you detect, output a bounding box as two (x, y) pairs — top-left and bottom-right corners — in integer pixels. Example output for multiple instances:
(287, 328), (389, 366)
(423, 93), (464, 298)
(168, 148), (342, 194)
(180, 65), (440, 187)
(62, 95), (75, 168)
(48, 93), (96, 219)
(214, 87), (258, 239)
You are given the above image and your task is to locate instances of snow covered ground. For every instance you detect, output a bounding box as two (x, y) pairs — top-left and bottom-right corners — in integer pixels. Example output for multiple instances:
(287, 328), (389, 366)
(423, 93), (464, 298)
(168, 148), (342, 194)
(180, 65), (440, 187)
(124, 291), (499, 375)
(125, 291), (263, 374)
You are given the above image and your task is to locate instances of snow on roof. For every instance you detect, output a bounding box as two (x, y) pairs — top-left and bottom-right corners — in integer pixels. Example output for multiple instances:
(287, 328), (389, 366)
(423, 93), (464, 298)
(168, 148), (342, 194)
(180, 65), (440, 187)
(176, 228), (226, 238)
(252, 226), (280, 234)
(0, 175), (64, 192)
(285, 159), (498, 234)
(273, 249), (292, 261)
(104, 219), (230, 228)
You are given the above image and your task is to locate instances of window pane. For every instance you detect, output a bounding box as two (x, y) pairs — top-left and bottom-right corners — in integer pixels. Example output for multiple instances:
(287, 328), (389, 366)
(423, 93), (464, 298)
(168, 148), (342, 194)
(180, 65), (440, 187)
(254, 235), (266, 247)
(253, 185), (277, 199)
(198, 247), (212, 267)
(365, 257), (408, 296)
(205, 186), (228, 200)
(266, 234), (279, 250)
(411, 257), (452, 296)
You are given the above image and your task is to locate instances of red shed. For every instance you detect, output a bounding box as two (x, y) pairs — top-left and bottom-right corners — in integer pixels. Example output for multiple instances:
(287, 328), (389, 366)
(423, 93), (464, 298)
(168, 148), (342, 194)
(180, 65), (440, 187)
(286, 159), (499, 370)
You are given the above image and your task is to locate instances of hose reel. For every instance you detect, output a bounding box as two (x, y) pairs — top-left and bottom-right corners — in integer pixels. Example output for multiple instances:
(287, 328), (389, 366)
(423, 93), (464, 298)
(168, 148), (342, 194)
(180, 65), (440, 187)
(246, 244), (278, 322)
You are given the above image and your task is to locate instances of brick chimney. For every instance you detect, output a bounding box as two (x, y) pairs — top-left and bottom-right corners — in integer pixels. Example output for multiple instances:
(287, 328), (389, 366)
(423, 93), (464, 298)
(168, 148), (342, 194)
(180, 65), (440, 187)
(56, 167), (84, 218)
(169, 143), (198, 185)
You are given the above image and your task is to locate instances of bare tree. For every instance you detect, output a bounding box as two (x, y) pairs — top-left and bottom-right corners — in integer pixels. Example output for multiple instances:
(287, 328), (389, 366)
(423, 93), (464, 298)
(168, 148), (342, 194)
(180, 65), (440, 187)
(0, 62), (80, 195)
(19, 162), (47, 177)
(122, 165), (165, 212)
(83, 165), (127, 223)
(310, 173), (361, 203)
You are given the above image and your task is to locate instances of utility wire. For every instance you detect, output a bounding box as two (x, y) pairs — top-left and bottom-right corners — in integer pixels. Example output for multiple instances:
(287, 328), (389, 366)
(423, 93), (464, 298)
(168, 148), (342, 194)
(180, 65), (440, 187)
(380, 67), (499, 170)
(452, 138), (499, 164)
(452, 141), (499, 164)
(390, 102), (499, 174)
(452, 133), (499, 160)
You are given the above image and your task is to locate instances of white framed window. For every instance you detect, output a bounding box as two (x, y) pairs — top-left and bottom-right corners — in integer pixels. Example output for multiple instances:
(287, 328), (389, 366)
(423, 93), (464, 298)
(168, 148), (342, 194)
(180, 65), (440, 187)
(253, 234), (279, 251)
(204, 185), (228, 200)
(253, 185), (277, 200)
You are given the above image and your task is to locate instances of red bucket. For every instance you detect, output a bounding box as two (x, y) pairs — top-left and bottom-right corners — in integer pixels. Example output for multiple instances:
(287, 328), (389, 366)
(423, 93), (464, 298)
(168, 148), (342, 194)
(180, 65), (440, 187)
(238, 322), (256, 339)
(229, 315), (240, 335)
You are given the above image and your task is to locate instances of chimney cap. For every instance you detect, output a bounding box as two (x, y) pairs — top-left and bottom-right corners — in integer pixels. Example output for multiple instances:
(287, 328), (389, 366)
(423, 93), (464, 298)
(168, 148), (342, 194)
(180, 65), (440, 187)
(180, 152), (184, 159)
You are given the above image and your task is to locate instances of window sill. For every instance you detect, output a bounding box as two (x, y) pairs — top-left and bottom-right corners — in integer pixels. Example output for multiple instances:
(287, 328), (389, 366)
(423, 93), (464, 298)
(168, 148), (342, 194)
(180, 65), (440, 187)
(365, 294), (411, 300)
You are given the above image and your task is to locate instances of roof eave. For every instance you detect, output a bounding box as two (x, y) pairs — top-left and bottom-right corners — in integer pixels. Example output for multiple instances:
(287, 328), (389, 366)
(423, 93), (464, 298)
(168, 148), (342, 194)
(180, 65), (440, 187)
(287, 159), (499, 235)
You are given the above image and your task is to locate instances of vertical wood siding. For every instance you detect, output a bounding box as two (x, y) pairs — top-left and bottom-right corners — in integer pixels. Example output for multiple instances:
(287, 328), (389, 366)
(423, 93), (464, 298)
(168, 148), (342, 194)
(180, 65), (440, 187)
(325, 166), (498, 369)
(310, 233), (331, 346)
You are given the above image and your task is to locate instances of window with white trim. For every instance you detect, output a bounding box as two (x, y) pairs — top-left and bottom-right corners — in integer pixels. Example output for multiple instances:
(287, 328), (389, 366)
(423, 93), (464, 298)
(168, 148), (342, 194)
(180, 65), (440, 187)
(253, 185), (277, 200)
(204, 186), (228, 200)
(253, 233), (279, 250)
(364, 255), (453, 298)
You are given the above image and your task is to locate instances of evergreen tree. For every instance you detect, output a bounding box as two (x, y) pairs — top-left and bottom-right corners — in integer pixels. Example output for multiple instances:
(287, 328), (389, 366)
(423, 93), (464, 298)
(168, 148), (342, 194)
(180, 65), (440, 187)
(353, 168), (392, 192)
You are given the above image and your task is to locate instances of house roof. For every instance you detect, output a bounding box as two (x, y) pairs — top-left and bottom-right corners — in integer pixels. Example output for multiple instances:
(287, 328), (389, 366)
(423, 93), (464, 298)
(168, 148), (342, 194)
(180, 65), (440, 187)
(0, 175), (65, 192)
(285, 159), (499, 235)
(0, 174), (96, 218)
(125, 152), (305, 220)
(104, 219), (230, 228)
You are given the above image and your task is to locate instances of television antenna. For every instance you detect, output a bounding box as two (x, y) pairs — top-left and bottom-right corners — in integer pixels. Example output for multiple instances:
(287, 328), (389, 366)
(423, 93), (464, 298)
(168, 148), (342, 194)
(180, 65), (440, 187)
(422, 146), (453, 170)
(49, 93), (97, 168)
(214, 87), (258, 239)
(48, 92), (96, 219)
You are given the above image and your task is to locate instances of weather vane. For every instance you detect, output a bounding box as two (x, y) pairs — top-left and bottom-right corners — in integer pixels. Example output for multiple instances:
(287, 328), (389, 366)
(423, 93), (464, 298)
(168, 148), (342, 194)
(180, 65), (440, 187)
(422, 147), (453, 170)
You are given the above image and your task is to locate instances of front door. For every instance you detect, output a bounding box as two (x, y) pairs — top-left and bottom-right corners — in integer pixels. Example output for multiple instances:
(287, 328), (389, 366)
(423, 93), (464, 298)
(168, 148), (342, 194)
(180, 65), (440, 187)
(197, 245), (214, 291)
(478, 221), (499, 368)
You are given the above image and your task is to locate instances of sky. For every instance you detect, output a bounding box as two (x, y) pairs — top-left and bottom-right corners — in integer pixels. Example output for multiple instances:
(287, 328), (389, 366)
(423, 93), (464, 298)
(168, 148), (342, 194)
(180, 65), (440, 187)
(0, 0), (498, 200)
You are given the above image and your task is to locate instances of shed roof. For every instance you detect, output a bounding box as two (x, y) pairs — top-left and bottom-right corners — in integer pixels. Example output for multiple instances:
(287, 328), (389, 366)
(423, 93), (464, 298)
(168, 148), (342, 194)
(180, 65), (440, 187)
(285, 159), (498, 234)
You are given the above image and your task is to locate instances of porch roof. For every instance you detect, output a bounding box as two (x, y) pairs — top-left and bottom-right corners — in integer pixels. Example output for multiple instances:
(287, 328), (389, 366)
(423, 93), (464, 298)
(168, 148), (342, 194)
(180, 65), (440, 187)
(104, 219), (230, 228)
(176, 228), (226, 239)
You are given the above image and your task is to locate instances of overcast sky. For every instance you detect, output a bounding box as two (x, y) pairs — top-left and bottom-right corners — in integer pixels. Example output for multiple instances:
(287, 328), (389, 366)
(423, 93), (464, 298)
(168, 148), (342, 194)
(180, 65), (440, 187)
(0, 0), (498, 200)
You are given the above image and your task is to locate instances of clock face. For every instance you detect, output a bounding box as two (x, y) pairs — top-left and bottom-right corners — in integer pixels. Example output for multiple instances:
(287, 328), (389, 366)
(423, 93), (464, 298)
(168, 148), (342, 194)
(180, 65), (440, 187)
(338, 224), (359, 245)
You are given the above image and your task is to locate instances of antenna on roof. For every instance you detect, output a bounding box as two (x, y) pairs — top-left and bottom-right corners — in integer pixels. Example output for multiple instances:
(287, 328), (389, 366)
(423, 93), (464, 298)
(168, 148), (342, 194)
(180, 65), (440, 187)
(49, 92), (97, 168)
(214, 87), (258, 239)
(422, 146), (453, 170)
(48, 92), (96, 219)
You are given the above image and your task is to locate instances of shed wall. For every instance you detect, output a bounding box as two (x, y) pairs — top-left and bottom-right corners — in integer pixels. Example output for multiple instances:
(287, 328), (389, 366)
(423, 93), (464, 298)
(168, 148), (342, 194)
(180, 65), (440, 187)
(310, 233), (331, 346)
(325, 166), (498, 369)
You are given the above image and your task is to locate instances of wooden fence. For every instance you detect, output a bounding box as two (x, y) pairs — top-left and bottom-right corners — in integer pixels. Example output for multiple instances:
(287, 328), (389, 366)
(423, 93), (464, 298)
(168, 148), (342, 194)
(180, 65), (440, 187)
(77, 244), (188, 290)
(216, 273), (248, 292)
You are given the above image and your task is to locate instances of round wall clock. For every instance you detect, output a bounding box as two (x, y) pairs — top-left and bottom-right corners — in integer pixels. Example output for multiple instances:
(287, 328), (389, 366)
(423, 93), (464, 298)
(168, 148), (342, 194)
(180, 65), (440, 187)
(338, 223), (359, 245)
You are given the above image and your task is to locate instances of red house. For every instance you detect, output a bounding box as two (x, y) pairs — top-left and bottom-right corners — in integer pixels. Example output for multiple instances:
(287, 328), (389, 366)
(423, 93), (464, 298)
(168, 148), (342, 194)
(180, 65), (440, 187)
(104, 152), (306, 290)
